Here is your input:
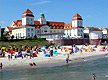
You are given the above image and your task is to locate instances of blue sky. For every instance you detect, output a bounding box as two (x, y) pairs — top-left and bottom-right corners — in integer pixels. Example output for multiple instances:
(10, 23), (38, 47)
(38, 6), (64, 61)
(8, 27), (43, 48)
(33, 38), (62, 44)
(0, 0), (108, 28)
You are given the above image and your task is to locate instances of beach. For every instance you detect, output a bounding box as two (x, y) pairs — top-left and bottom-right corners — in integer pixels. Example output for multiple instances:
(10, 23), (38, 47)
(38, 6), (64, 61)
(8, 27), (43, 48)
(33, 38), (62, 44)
(0, 45), (108, 70)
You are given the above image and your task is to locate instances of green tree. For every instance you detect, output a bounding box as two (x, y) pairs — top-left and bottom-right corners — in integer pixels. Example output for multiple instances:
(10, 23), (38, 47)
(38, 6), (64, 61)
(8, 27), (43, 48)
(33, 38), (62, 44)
(33, 35), (37, 39)
(1, 28), (5, 36)
(0, 36), (8, 41)
(11, 35), (14, 40)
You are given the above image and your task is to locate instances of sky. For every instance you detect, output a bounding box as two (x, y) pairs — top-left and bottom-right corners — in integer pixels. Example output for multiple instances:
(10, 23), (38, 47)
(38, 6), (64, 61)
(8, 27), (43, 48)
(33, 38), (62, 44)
(0, 0), (108, 28)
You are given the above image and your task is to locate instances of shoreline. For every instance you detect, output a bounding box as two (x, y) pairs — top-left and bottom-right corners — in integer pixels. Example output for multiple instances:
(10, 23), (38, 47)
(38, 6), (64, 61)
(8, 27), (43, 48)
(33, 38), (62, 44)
(1, 51), (108, 71)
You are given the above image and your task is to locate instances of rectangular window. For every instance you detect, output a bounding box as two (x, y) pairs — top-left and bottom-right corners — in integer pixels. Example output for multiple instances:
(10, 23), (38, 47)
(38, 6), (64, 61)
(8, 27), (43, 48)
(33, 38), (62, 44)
(31, 33), (33, 37)
(27, 28), (30, 31)
(28, 33), (30, 37)
(20, 33), (21, 37)
(31, 28), (33, 31)
(37, 30), (39, 33)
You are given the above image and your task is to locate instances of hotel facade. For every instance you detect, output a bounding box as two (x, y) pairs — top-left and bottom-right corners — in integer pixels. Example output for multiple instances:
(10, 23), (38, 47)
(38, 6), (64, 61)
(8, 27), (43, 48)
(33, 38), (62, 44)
(5, 9), (84, 40)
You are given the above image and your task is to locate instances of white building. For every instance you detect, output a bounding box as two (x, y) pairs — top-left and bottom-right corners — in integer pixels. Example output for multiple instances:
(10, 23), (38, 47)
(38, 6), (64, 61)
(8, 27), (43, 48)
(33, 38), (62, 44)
(64, 13), (84, 38)
(89, 28), (102, 40)
(5, 9), (86, 40)
(9, 9), (64, 40)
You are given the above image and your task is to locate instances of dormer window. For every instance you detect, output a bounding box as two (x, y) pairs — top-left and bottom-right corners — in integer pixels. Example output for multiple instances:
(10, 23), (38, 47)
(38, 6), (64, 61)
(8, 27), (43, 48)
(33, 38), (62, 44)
(60, 24), (62, 26)
(50, 26), (52, 29)
(70, 26), (71, 28)
(53, 24), (55, 26)
(38, 26), (40, 28)
(61, 26), (63, 29)
(54, 26), (56, 29)
(37, 23), (39, 25)
(64, 27), (66, 29)
(57, 26), (59, 29)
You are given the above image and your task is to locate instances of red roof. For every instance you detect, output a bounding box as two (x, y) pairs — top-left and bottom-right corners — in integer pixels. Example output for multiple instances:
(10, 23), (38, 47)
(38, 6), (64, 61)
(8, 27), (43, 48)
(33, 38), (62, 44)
(72, 18), (82, 20)
(23, 9), (33, 14)
(73, 13), (81, 18)
(64, 23), (72, 29)
(87, 27), (93, 28)
(105, 28), (108, 29)
(48, 21), (65, 26)
(7, 26), (13, 31)
(91, 28), (101, 31)
(64, 23), (83, 29)
(14, 20), (22, 26)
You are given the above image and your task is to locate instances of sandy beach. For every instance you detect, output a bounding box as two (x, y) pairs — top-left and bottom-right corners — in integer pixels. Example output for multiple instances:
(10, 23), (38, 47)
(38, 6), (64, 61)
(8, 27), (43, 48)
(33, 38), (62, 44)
(0, 45), (108, 70)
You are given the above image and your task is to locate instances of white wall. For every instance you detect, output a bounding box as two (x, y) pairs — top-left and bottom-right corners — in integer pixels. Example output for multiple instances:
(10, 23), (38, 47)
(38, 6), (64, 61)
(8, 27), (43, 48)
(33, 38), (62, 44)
(89, 31), (102, 39)
(26, 27), (35, 38)
(72, 20), (82, 27)
(22, 17), (34, 25)
(64, 28), (84, 38)
(12, 26), (35, 39)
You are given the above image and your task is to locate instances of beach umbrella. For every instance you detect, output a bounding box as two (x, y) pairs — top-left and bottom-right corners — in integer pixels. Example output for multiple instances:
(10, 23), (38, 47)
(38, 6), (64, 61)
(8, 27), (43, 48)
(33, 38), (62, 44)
(18, 54), (22, 57)
(75, 47), (78, 50)
(33, 53), (38, 57)
(44, 54), (50, 57)
(12, 52), (15, 54)
(53, 50), (58, 54)
(24, 52), (27, 55)
(99, 49), (104, 51)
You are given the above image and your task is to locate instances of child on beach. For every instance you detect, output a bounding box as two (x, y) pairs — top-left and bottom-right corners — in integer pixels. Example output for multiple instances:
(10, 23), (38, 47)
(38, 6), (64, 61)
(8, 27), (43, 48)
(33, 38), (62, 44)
(92, 73), (96, 80)
(66, 58), (69, 63)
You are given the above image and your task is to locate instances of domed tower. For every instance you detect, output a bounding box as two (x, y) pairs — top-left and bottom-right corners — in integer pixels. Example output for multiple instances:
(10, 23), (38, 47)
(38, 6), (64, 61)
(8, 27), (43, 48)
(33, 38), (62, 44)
(38, 13), (46, 25)
(22, 9), (34, 25)
(72, 13), (83, 27)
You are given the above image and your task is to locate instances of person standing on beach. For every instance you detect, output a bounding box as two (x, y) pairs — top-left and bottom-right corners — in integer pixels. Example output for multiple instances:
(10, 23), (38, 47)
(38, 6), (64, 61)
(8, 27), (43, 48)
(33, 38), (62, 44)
(0, 63), (3, 70)
(92, 73), (96, 80)
(66, 58), (69, 63)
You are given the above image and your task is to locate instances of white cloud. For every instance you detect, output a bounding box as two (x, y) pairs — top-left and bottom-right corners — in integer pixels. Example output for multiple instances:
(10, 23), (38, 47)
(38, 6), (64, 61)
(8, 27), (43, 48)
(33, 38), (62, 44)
(30, 1), (51, 5)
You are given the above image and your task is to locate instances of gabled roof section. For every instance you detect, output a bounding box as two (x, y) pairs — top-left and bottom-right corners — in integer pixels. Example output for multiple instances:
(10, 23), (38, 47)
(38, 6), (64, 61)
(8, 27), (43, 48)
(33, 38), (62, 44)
(14, 20), (22, 26)
(105, 28), (108, 29)
(72, 13), (82, 21)
(7, 26), (13, 31)
(91, 28), (102, 31)
(23, 9), (33, 14)
(73, 13), (81, 18)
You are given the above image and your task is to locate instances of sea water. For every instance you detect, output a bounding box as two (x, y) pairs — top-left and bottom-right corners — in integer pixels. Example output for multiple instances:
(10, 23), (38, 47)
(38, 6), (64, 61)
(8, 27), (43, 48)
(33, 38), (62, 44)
(0, 55), (108, 80)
